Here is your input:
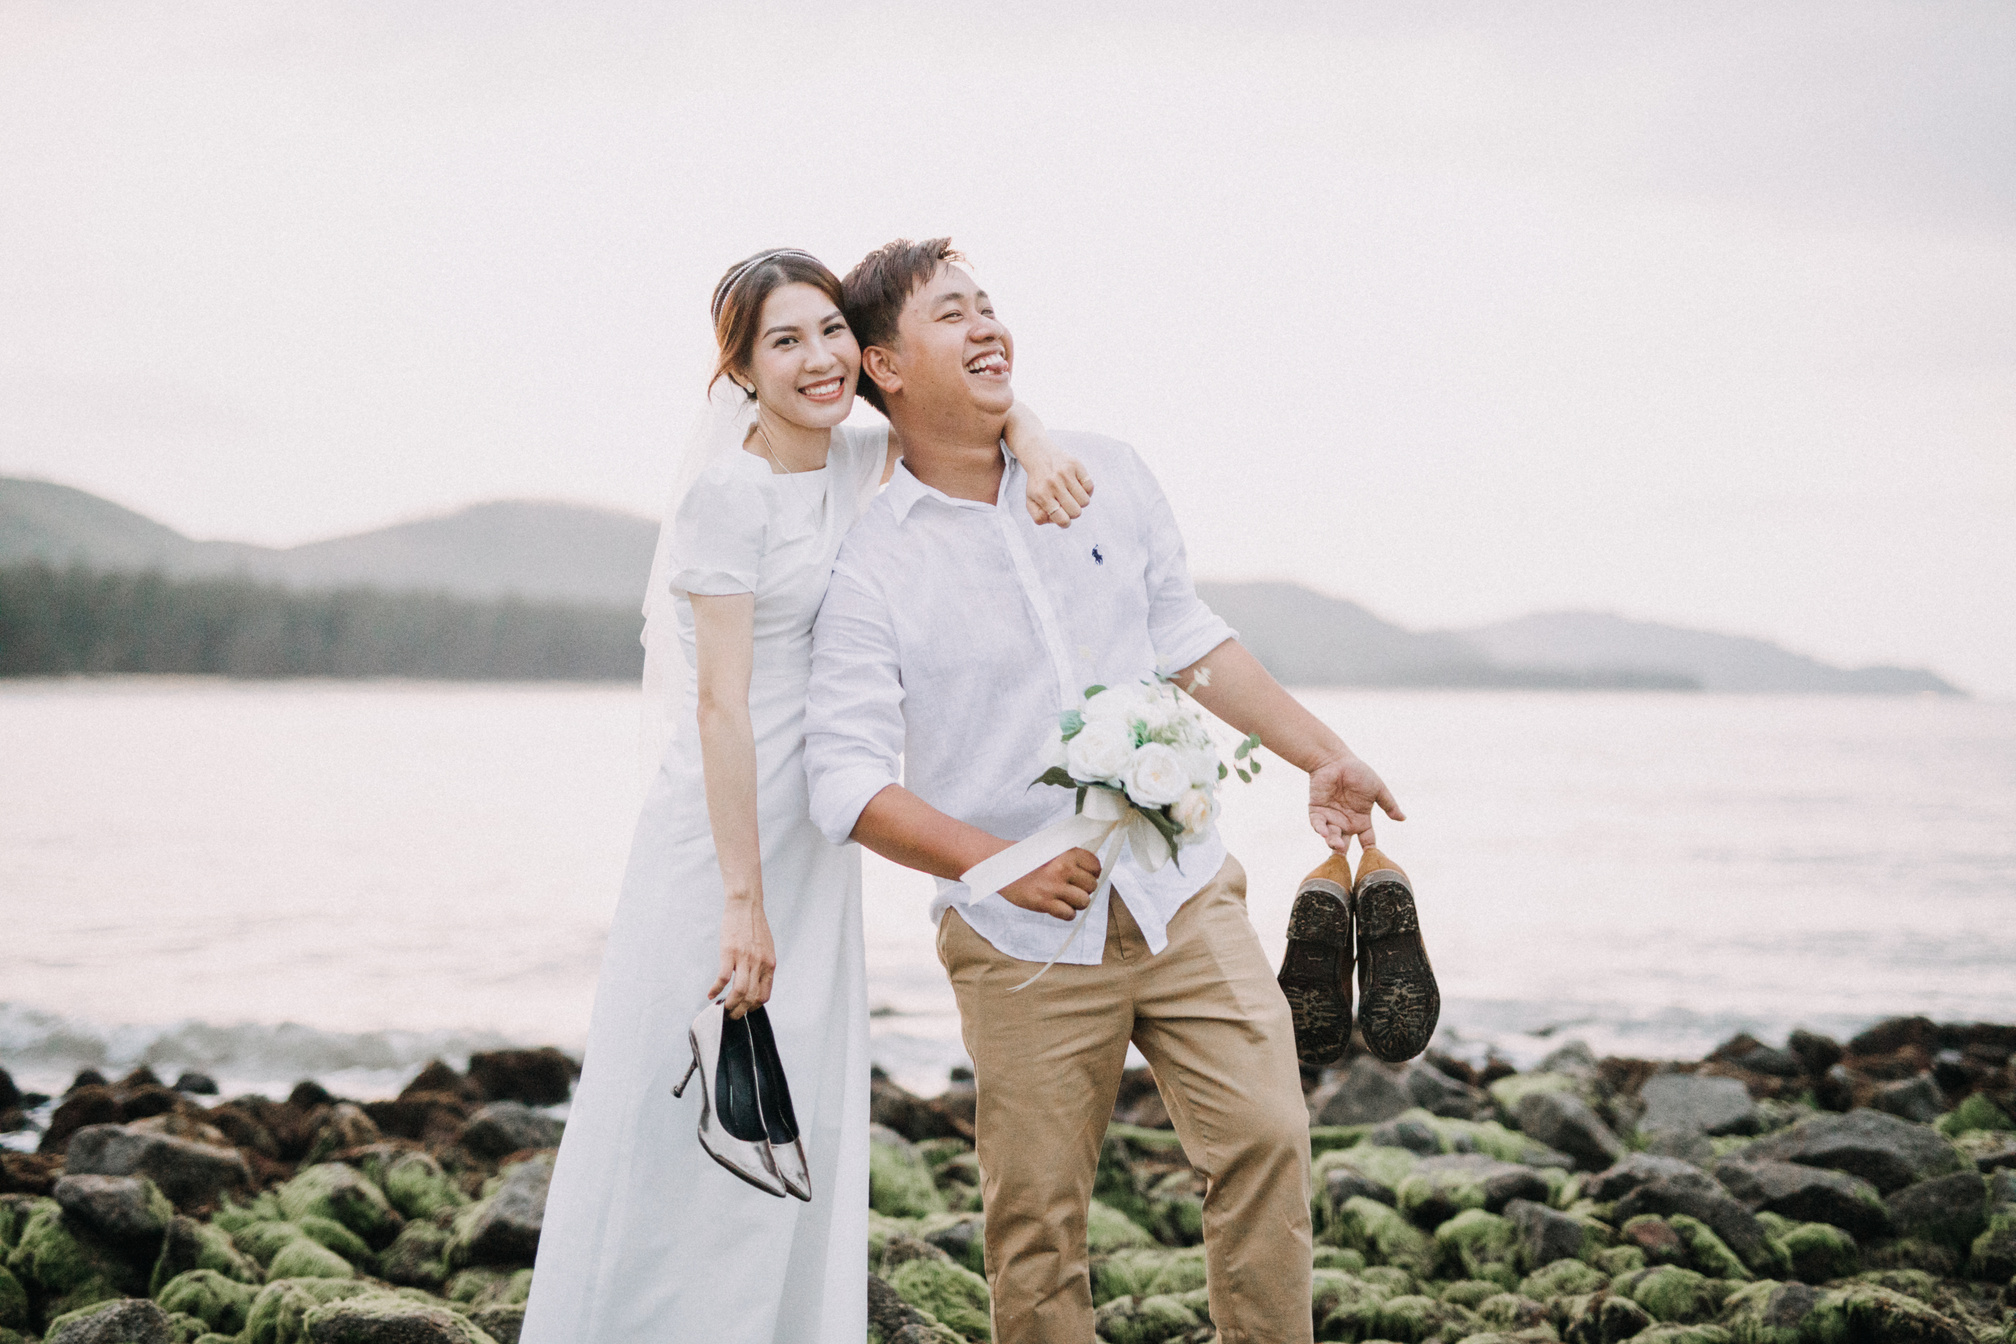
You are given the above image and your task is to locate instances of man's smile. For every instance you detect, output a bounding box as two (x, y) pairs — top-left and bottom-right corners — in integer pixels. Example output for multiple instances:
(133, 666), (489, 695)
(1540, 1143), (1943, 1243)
(965, 351), (1009, 377)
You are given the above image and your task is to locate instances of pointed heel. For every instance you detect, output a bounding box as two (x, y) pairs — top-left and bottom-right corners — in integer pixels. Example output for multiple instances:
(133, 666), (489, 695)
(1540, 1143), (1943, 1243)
(672, 1048), (699, 1099)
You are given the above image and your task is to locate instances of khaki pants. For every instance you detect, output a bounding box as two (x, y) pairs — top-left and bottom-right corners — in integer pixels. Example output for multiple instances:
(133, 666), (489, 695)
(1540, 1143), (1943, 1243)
(937, 854), (1313, 1344)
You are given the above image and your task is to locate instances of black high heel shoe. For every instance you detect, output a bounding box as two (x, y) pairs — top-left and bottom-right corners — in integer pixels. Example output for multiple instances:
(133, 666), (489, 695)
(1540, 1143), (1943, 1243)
(742, 1006), (811, 1202)
(672, 1004), (787, 1197)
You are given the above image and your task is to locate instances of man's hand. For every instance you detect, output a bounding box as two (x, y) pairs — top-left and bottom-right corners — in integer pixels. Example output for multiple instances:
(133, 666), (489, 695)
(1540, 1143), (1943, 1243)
(997, 848), (1101, 920)
(1309, 750), (1405, 855)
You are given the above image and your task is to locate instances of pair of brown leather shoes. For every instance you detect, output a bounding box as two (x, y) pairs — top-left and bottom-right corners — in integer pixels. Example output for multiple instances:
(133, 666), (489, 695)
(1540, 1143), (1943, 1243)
(1276, 846), (1440, 1067)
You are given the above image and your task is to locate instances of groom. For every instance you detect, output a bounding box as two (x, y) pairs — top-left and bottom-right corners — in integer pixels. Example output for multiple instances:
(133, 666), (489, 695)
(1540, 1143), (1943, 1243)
(804, 239), (1403, 1343)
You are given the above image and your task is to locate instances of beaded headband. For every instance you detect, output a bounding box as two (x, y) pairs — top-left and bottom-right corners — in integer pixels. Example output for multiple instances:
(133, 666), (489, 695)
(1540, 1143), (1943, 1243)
(710, 248), (824, 321)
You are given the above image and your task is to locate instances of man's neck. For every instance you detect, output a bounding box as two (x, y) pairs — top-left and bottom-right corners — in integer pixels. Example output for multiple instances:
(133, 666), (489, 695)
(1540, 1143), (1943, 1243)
(889, 407), (1009, 504)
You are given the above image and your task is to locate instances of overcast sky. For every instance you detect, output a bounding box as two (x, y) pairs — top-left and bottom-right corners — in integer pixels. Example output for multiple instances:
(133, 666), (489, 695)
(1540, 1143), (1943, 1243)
(3, 1), (2010, 692)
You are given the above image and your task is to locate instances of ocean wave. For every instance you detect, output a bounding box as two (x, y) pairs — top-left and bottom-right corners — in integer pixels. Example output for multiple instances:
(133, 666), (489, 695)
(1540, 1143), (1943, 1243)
(0, 1002), (526, 1096)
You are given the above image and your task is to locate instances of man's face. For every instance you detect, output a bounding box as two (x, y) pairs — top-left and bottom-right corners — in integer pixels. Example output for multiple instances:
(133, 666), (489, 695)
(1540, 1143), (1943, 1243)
(884, 263), (1015, 422)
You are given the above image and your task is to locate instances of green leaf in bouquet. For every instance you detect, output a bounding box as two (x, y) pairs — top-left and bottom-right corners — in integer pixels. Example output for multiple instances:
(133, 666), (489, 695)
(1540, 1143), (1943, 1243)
(1233, 739), (1250, 760)
(1218, 763), (1228, 780)
(1083, 684), (1107, 698)
(1060, 709), (1085, 740)
(1249, 757), (1261, 774)
(1139, 805), (1188, 871)
(1235, 766), (1250, 783)
(1030, 766), (1078, 790)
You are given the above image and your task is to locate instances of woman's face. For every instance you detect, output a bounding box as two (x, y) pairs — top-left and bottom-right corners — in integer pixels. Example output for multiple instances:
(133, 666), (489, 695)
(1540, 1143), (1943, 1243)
(741, 282), (859, 430)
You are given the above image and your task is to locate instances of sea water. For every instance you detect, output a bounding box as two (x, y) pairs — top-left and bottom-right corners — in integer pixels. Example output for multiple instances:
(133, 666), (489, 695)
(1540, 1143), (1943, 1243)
(2, 679), (2011, 1108)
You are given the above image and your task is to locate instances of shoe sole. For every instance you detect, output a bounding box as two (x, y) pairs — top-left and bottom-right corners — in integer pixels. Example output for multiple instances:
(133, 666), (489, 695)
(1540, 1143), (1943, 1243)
(1278, 878), (1353, 1069)
(1355, 870), (1440, 1063)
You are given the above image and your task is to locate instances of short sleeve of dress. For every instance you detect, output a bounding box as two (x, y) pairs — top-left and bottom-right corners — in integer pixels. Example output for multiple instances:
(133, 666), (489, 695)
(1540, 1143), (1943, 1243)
(665, 468), (767, 595)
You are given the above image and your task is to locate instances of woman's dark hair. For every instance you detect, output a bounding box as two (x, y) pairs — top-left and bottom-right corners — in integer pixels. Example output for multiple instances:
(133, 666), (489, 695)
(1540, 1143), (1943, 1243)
(840, 237), (963, 414)
(709, 249), (847, 397)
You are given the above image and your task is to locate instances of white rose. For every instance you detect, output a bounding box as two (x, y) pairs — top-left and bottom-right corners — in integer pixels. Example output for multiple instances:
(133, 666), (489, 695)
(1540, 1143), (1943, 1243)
(1083, 682), (1146, 725)
(1172, 786), (1217, 838)
(1124, 743), (1190, 809)
(1180, 743), (1220, 787)
(1065, 718), (1134, 783)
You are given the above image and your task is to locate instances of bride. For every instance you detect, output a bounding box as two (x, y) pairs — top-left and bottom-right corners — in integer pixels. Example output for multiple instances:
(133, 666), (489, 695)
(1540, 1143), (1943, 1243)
(520, 248), (1092, 1343)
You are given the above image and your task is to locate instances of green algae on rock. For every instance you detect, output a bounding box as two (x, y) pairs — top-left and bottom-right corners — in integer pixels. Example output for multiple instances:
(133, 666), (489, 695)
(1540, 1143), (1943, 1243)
(301, 1291), (502, 1343)
(265, 1236), (355, 1280)
(154, 1268), (258, 1336)
(275, 1165), (403, 1250)
(870, 1126), (947, 1219)
(887, 1257), (991, 1342)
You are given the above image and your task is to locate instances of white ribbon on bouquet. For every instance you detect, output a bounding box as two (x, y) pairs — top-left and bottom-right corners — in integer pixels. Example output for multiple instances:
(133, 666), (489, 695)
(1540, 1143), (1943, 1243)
(958, 787), (1177, 992)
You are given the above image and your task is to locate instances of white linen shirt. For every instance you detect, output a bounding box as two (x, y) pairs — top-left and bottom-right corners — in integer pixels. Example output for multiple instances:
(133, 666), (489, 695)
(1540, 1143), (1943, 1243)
(804, 431), (1236, 965)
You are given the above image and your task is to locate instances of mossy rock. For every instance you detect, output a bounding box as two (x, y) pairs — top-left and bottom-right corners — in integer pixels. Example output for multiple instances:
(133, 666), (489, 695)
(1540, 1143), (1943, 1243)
(1434, 1210), (1520, 1288)
(1361, 1265), (1418, 1296)
(1323, 1145), (1425, 1194)
(301, 1291), (500, 1343)
(1439, 1279), (1505, 1309)
(1331, 1196), (1439, 1277)
(1092, 1247), (1207, 1305)
(1860, 1238), (1959, 1277)
(2, 1197), (141, 1318)
(166, 1309), (211, 1343)
(1085, 1199), (1156, 1254)
(1369, 1292), (1477, 1343)
(1559, 1289), (1653, 1344)
(1968, 1210), (2016, 1282)
(244, 1277), (378, 1344)
(0, 1263), (23, 1332)
(1781, 1222), (1859, 1284)
(234, 1221), (310, 1268)
(1311, 1267), (1387, 1324)
(1668, 1215), (1751, 1282)
(266, 1237), (355, 1281)
(1934, 1093), (2013, 1138)
(1517, 1257), (1607, 1301)
(42, 1296), (177, 1343)
(150, 1215), (261, 1296)
(378, 1222), (451, 1290)
(274, 1165), (402, 1250)
(1801, 1282), (1972, 1344)
(1093, 1292), (1199, 1344)
(355, 1150), (470, 1223)
(1614, 1265), (1717, 1323)
(157, 1267), (260, 1336)
(867, 1211), (921, 1266)
(1719, 1280), (1812, 1344)
(869, 1130), (946, 1219)
(1634, 1325), (1733, 1344)
(1315, 1247), (1369, 1273)
(1487, 1073), (1584, 1121)
(1473, 1291), (1550, 1333)
(888, 1257), (990, 1341)
(1594, 1245), (1647, 1276)
(444, 1267), (513, 1305)
(467, 1302), (523, 1344)
(210, 1196), (277, 1235)
(293, 1215), (375, 1270)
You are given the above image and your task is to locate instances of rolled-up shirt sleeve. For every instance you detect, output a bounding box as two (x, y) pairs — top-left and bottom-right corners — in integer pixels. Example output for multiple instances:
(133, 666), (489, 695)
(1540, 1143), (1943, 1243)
(1132, 449), (1236, 672)
(804, 561), (906, 845)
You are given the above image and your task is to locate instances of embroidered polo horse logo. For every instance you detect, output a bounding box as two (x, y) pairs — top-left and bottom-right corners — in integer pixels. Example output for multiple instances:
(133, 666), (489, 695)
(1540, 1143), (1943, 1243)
(1092, 545), (1104, 565)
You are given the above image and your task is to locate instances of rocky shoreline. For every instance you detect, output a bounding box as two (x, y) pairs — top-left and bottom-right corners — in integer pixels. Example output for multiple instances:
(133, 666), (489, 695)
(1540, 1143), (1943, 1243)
(1, 1016), (2012, 1343)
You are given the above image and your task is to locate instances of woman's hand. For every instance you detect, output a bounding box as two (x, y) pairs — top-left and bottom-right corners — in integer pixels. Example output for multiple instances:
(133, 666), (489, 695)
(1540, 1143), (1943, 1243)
(709, 893), (776, 1019)
(1000, 401), (1094, 527)
(1024, 456), (1095, 528)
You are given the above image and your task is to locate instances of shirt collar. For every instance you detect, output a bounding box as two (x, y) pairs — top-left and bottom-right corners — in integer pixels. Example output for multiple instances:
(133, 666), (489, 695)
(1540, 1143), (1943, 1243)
(886, 444), (1017, 525)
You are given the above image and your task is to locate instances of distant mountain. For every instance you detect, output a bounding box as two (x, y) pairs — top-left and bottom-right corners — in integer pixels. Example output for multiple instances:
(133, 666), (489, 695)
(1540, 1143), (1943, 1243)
(0, 477), (658, 606)
(1196, 582), (1695, 690)
(0, 476), (1962, 693)
(1456, 610), (1960, 695)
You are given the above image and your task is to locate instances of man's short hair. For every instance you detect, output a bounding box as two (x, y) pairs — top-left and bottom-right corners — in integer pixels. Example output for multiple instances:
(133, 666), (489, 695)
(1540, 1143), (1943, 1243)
(841, 237), (964, 414)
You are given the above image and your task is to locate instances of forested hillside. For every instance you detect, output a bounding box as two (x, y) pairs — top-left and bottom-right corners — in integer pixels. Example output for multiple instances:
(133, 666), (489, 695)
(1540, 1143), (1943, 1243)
(0, 564), (642, 679)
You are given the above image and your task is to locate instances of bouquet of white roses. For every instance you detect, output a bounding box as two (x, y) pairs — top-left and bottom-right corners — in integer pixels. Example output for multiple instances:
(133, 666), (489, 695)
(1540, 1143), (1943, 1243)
(1032, 676), (1261, 871)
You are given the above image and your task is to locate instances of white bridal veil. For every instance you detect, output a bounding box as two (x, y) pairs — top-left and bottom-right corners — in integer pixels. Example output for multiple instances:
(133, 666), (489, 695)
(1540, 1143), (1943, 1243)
(637, 376), (758, 786)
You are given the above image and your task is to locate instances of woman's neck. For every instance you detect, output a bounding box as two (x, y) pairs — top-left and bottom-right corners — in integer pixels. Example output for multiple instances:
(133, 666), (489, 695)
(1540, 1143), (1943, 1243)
(747, 404), (832, 473)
